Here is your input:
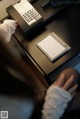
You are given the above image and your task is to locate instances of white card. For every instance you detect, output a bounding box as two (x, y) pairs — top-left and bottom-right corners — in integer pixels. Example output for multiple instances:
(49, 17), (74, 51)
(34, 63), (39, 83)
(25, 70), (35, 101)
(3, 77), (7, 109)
(37, 33), (71, 62)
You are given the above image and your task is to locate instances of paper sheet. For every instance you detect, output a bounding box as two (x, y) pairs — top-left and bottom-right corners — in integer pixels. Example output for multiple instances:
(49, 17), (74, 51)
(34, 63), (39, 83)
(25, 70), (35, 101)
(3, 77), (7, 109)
(37, 34), (71, 62)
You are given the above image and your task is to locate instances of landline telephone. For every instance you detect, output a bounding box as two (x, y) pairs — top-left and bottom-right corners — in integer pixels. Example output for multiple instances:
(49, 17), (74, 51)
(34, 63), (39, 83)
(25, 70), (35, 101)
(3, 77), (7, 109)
(6, 0), (43, 34)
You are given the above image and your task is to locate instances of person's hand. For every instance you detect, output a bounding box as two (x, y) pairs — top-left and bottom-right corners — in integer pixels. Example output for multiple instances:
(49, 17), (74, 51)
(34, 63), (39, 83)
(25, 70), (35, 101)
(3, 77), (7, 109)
(3, 19), (18, 32)
(53, 68), (79, 97)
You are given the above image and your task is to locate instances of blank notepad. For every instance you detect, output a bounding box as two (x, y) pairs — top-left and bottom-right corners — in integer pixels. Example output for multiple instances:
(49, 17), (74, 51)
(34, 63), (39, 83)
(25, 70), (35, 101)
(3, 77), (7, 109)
(37, 33), (71, 62)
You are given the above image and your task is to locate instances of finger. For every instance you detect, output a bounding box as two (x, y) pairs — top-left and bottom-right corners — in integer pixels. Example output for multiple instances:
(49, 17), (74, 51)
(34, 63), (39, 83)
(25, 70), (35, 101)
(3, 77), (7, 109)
(15, 20), (18, 24)
(68, 84), (78, 94)
(53, 81), (57, 85)
(15, 20), (18, 27)
(56, 73), (65, 87)
(71, 91), (76, 98)
(62, 75), (75, 90)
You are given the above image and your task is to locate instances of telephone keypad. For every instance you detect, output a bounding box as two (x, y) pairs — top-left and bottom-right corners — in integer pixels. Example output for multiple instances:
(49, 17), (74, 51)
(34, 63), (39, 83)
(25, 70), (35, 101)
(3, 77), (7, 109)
(22, 8), (42, 26)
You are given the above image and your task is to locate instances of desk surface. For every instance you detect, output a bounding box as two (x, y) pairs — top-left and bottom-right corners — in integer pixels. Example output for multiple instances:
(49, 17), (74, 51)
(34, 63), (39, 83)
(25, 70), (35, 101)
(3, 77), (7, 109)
(0, 0), (20, 20)
(14, 2), (80, 77)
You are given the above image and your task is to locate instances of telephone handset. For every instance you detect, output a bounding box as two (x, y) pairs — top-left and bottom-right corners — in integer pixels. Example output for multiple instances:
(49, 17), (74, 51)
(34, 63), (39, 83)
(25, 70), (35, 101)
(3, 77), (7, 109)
(6, 0), (43, 34)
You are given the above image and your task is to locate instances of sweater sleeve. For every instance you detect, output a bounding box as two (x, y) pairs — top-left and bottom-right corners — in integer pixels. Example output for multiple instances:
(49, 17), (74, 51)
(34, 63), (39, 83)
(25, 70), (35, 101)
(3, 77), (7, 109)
(42, 85), (72, 119)
(0, 19), (17, 43)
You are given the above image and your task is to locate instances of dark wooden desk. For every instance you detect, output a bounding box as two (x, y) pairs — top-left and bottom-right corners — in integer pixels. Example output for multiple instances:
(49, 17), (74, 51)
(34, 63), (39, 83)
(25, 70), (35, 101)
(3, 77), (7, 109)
(14, 3), (80, 84)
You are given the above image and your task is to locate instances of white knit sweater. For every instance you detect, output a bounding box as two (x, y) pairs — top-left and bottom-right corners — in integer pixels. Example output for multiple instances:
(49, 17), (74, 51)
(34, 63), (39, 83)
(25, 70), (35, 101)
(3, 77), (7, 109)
(42, 85), (72, 119)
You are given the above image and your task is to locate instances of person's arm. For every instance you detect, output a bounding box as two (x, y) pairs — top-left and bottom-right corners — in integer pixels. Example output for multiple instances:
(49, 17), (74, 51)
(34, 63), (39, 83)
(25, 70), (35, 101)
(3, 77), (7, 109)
(42, 69), (79, 119)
